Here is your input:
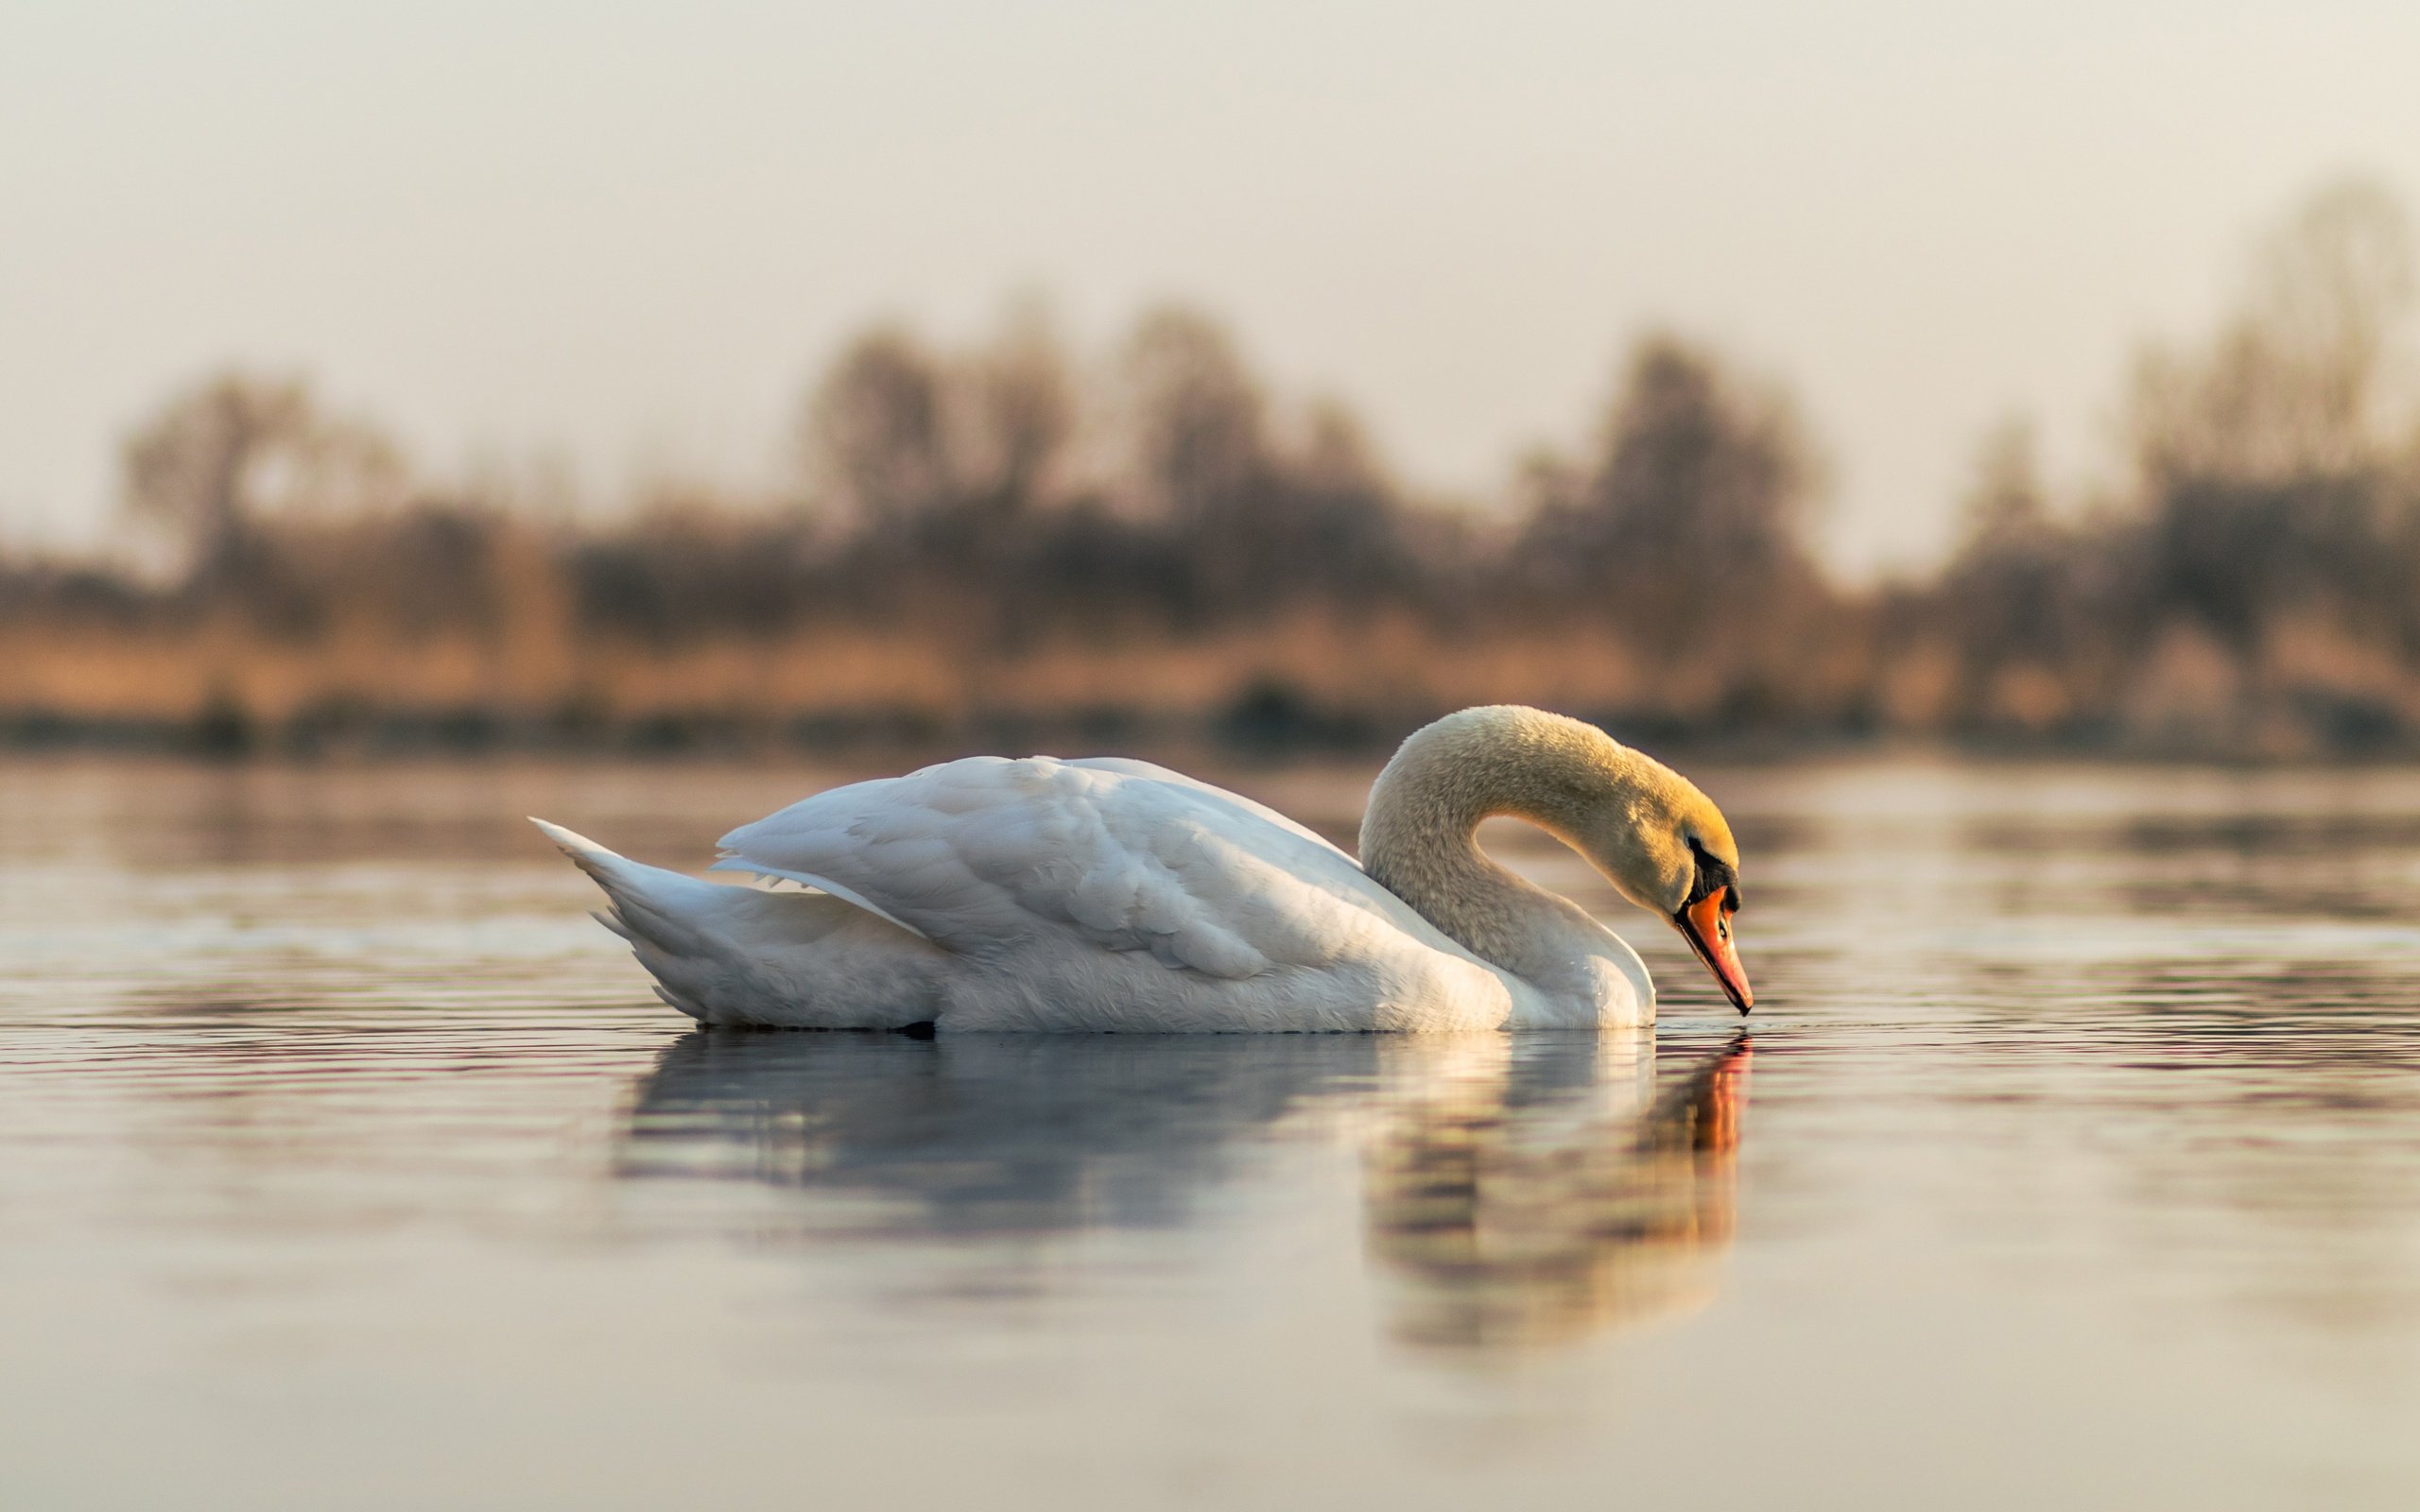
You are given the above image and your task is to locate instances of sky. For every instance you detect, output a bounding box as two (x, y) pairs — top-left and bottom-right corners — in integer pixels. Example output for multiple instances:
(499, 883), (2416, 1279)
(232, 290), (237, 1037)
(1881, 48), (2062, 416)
(4, 0), (2418, 579)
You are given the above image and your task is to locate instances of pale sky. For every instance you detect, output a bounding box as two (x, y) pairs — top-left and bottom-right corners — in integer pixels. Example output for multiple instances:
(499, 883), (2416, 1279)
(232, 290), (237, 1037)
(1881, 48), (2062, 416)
(5, 0), (2418, 577)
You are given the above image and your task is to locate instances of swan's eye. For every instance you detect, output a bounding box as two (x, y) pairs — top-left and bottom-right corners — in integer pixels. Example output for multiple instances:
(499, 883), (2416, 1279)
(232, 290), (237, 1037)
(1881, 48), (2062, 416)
(1685, 837), (1737, 910)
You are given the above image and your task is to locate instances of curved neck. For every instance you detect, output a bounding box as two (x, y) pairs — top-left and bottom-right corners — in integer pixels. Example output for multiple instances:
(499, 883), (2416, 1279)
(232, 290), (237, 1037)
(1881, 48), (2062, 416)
(1357, 709), (1652, 985)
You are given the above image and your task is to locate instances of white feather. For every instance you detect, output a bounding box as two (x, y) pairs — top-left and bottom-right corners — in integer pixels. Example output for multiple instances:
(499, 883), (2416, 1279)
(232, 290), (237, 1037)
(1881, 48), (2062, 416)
(534, 709), (1693, 1032)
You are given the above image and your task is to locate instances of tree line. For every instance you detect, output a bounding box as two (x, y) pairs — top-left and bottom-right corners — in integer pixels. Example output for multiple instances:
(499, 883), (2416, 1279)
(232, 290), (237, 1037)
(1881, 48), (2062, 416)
(3, 181), (2414, 756)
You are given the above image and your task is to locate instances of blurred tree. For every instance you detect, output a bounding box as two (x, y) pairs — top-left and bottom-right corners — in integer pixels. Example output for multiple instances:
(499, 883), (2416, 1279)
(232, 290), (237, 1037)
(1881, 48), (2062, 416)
(1934, 420), (2105, 725)
(1111, 308), (1428, 622)
(122, 372), (406, 580)
(2118, 181), (2418, 661)
(804, 307), (1081, 540)
(571, 489), (820, 645)
(962, 301), (1076, 523)
(1273, 400), (1428, 610)
(805, 328), (959, 528)
(1519, 335), (1821, 652)
(1120, 306), (1269, 528)
(1955, 419), (2052, 555)
(2131, 178), (2413, 486)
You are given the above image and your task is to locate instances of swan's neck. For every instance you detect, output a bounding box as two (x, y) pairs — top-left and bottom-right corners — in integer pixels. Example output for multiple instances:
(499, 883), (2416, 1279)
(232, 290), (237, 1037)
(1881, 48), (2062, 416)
(1358, 709), (1651, 989)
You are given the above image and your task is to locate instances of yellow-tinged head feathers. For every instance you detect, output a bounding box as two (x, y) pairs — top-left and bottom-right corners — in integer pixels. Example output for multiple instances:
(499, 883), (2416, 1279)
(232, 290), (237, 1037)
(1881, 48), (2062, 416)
(1363, 705), (1751, 1010)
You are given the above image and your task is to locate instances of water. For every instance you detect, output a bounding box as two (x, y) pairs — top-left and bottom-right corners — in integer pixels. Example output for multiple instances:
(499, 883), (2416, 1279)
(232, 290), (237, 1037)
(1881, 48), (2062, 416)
(3, 755), (2419, 1508)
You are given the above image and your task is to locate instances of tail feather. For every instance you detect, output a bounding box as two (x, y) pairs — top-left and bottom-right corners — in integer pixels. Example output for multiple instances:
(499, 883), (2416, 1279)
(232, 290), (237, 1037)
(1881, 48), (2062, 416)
(651, 985), (694, 1014)
(535, 818), (728, 945)
(534, 816), (944, 1029)
(531, 817), (741, 1017)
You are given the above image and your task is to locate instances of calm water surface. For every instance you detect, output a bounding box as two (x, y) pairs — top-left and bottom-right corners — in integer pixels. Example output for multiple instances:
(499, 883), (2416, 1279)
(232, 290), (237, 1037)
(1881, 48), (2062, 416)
(3, 756), (2419, 1508)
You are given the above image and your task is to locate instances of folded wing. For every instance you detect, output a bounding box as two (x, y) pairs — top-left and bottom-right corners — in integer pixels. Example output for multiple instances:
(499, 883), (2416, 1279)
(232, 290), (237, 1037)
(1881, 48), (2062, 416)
(712, 756), (1444, 981)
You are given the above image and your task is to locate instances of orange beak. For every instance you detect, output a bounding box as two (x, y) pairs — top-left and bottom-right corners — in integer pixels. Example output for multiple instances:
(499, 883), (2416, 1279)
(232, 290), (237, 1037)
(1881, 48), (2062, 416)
(1674, 889), (1753, 1014)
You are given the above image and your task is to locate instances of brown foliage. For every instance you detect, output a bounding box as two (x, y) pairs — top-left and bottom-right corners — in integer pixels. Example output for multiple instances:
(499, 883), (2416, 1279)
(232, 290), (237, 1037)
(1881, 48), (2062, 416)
(9, 182), (2420, 756)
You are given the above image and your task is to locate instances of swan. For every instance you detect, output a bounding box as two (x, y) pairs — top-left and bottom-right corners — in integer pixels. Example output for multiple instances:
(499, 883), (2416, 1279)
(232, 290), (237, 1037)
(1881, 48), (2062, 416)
(534, 704), (1752, 1031)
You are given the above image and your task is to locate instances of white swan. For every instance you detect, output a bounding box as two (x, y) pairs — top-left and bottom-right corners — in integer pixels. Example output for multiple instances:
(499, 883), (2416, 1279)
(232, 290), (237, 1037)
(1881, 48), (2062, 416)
(534, 704), (1752, 1031)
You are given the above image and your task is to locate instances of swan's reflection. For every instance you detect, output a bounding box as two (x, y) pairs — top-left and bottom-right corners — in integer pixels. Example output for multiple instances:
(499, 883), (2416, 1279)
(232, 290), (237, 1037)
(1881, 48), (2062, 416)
(618, 1033), (1375, 1233)
(618, 1028), (1748, 1352)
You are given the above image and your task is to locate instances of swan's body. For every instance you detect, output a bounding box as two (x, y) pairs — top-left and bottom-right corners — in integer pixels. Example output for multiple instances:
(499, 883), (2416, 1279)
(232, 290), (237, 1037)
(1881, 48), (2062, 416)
(538, 706), (1752, 1032)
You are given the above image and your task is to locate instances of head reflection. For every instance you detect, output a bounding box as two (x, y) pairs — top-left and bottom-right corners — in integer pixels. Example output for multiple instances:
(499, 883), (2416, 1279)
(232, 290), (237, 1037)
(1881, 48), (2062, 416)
(1364, 1033), (1750, 1353)
(619, 1028), (1748, 1354)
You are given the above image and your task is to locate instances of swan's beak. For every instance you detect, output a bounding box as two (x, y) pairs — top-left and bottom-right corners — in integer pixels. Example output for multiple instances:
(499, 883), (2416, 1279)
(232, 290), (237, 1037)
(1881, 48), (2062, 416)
(1675, 890), (1753, 1014)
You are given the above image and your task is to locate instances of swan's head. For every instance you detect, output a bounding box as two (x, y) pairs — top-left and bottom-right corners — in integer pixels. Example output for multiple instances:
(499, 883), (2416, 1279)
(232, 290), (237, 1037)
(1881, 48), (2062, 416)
(1367, 706), (1755, 1013)
(1566, 741), (1753, 1015)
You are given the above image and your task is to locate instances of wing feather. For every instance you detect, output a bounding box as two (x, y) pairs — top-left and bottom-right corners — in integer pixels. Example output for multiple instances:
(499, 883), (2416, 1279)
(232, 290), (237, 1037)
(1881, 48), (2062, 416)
(712, 755), (1424, 981)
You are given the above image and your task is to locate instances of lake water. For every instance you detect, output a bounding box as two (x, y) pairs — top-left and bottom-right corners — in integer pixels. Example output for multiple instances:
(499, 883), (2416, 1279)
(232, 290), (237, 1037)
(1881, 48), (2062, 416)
(3, 754), (2419, 1508)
